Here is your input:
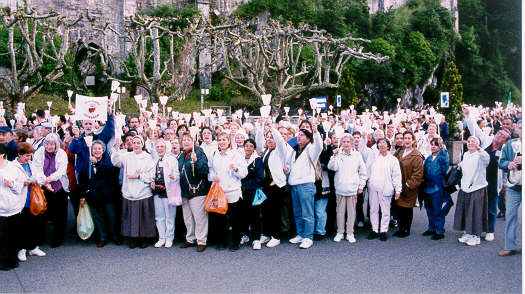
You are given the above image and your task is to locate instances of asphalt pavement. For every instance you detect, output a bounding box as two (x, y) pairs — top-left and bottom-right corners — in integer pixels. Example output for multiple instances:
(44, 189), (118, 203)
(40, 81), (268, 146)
(0, 194), (521, 293)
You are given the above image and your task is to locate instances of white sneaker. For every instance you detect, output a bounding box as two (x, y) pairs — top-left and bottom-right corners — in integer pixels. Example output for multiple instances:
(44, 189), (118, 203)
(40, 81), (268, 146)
(252, 240), (261, 250)
(458, 233), (471, 243)
(240, 235), (250, 245)
(346, 234), (356, 243)
(165, 240), (173, 248)
(289, 235), (304, 244)
(466, 236), (481, 246)
(154, 240), (166, 248)
(266, 237), (280, 248)
(17, 249), (27, 262)
(29, 247), (46, 257)
(299, 238), (313, 249)
(484, 233), (495, 241)
(333, 233), (344, 242)
(357, 221), (364, 228)
(259, 235), (270, 244)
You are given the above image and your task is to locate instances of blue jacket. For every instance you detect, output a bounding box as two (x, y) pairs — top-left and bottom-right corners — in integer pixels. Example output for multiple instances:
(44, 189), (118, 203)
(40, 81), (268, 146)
(86, 153), (119, 205)
(242, 157), (264, 192)
(423, 148), (450, 195)
(68, 113), (115, 185)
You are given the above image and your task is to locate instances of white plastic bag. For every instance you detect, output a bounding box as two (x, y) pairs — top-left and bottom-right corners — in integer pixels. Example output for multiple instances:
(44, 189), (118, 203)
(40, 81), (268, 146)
(77, 202), (95, 240)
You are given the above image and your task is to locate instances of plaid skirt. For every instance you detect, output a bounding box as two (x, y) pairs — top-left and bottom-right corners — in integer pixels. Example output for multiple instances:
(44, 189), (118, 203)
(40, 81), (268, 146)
(121, 197), (156, 238)
(453, 187), (488, 236)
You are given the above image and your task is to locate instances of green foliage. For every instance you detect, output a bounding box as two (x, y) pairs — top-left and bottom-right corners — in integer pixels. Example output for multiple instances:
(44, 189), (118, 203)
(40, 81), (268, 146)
(440, 61), (463, 138)
(338, 67), (359, 107)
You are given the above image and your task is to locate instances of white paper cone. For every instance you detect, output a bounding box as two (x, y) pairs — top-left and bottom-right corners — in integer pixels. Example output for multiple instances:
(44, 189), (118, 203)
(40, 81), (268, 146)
(261, 94), (272, 106)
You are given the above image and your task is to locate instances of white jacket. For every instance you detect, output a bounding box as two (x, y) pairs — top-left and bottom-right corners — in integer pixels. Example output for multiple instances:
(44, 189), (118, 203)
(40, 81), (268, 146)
(200, 141), (218, 161)
(208, 149), (248, 203)
(282, 129), (323, 186)
(327, 150), (368, 196)
(367, 153), (403, 197)
(459, 149), (490, 193)
(111, 149), (155, 201)
(32, 147), (69, 192)
(262, 128), (293, 188)
(0, 161), (26, 217)
(11, 159), (46, 206)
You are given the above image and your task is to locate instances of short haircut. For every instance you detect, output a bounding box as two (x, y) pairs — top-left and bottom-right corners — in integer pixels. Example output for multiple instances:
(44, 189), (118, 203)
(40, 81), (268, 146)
(376, 137), (391, 149)
(244, 138), (257, 149)
(91, 140), (107, 154)
(17, 142), (34, 155)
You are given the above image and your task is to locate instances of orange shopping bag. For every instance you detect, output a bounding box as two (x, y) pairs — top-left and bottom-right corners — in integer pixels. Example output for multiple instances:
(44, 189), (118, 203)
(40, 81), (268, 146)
(30, 183), (47, 216)
(205, 182), (228, 214)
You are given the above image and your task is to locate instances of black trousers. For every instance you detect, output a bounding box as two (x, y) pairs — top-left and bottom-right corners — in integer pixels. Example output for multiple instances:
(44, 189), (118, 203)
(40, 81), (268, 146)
(241, 190), (263, 241)
(44, 188), (69, 246)
(210, 200), (242, 247)
(356, 191), (365, 223)
(280, 188), (295, 234)
(396, 205), (414, 233)
(0, 213), (21, 270)
(262, 185), (284, 238)
(19, 207), (46, 250)
(325, 192), (337, 235)
(91, 201), (119, 241)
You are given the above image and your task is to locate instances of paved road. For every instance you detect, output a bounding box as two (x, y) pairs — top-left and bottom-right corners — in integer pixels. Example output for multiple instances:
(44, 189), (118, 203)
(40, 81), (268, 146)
(1, 195), (521, 293)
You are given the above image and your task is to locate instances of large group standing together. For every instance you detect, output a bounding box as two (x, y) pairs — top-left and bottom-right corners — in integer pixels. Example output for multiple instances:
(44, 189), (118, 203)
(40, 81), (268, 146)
(0, 100), (521, 271)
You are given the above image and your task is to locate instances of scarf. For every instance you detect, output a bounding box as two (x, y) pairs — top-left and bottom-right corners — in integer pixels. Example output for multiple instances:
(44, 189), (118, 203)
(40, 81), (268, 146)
(44, 151), (62, 193)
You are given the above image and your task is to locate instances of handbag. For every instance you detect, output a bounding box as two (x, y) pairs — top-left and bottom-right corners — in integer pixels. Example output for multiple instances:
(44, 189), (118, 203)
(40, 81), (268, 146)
(205, 182), (228, 214)
(442, 166), (461, 194)
(29, 183), (47, 216)
(167, 179), (183, 206)
(306, 151), (323, 181)
(252, 188), (267, 206)
(77, 200), (95, 240)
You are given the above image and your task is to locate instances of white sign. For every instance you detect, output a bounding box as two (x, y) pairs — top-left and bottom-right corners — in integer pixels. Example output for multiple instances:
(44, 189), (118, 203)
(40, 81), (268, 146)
(440, 92), (449, 108)
(75, 94), (108, 122)
(336, 95), (341, 107)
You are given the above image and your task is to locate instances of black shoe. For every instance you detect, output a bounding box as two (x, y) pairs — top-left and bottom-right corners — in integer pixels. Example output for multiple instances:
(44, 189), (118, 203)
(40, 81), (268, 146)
(367, 231), (379, 240)
(216, 244), (226, 251)
(230, 244), (240, 252)
(139, 240), (148, 249)
(395, 231), (410, 238)
(313, 234), (325, 241)
(50, 241), (63, 248)
(422, 230), (435, 236)
(379, 233), (388, 241)
(0, 262), (18, 271)
(431, 234), (445, 240)
(114, 237), (123, 246)
(129, 240), (137, 249)
(393, 230), (403, 237)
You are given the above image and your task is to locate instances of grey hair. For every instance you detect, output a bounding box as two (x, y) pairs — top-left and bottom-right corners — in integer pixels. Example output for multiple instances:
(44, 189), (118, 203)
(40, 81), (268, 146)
(467, 136), (480, 146)
(43, 133), (62, 150)
(91, 140), (106, 154)
(32, 126), (43, 137)
(155, 138), (168, 148)
(339, 133), (354, 145)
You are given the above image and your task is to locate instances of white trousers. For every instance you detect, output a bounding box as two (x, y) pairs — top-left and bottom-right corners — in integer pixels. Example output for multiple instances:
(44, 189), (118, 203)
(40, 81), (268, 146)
(154, 195), (176, 241)
(368, 188), (391, 233)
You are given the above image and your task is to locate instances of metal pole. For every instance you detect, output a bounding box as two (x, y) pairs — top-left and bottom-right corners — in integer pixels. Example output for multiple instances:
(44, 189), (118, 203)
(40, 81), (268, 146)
(201, 93), (204, 112)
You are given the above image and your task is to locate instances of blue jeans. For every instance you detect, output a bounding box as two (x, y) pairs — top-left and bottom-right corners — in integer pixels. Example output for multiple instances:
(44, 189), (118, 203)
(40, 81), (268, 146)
(504, 188), (522, 250)
(314, 198), (328, 236)
(290, 183), (316, 240)
(424, 191), (453, 235)
(487, 192), (499, 233)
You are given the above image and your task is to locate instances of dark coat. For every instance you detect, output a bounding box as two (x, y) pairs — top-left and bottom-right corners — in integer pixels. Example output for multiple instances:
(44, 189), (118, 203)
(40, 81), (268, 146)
(395, 148), (424, 208)
(86, 153), (119, 205)
(178, 147), (210, 198)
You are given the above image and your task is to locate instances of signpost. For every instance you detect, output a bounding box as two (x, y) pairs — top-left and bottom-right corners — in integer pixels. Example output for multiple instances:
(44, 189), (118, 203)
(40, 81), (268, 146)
(310, 96), (328, 109)
(336, 95), (341, 108)
(440, 92), (449, 108)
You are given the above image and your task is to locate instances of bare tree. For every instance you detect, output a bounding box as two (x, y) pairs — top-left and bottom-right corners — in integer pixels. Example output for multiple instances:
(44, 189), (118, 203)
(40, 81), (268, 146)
(0, 8), (82, 112)
(90, 14), (210, 103)
(213, 19), (389, 109)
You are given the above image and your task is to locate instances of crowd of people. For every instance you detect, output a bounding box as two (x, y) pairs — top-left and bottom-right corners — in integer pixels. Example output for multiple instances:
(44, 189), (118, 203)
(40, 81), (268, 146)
(0, 99), (521, 271)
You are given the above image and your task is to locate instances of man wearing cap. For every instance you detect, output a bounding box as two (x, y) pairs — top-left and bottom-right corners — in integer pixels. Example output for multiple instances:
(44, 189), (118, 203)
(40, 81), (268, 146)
(277, 121), (322, 249)
(0, 126), (17, 161)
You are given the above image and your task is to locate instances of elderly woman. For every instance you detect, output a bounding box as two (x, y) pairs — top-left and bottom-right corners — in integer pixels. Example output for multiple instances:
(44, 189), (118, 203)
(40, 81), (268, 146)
(208, 132), (248, 251)
(327, 133), (369, 243)
(13, 143), (47, 261)
(454, 136), (490, 246)
(0, 143), (26, 270)
(151, 139), (180, 248)
(422, 138), (451, 240)
(394, 131), (424, 238)
(111, 135), (155, 249)
(86, 140), (120, 248)
(32, 133), (69, 248)
(178, 132), (210, 252)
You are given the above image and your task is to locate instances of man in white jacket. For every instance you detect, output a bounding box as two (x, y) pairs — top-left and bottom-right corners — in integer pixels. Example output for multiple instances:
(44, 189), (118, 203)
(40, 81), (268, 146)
(284, 123), (322, 249)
